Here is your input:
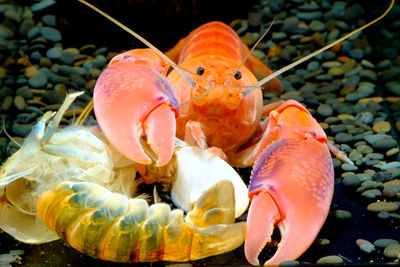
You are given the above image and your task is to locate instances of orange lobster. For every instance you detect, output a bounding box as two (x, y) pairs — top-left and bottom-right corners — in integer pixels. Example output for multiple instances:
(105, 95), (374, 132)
(80, 0), (394, 264)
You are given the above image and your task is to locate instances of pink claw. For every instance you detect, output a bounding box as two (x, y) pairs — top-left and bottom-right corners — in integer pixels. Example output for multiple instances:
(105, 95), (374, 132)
(94, 49), (179, 166)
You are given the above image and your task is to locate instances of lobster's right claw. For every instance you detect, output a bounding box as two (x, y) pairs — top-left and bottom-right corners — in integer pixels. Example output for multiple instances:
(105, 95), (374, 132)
(94, 49), (180, 167)
(245, 138), (334, 266)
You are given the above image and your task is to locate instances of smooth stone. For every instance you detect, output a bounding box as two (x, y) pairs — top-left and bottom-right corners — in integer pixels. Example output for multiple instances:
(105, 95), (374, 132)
(342, 174), (361, 187)
(387, 147), (399, 156)
(16, 86), (33, 100)
(330, 124), (346, 133)
(13, 96), (25, 110)
(42, 15), (56, 26)
(297, 11), (323, 21)
(377, 211), (390, 219)
(374, 239), (399, 249)
(341, 163), (358, 171)
(335, 132), (354, 143)
(356, 145), (373, 154)
(335, 209), (352, 219)
(28, 72), (48, 88)
(12, 123), (32, 137)
(31, 0), (56, 11)
(316, 255), (343, 264)
(1, 96), (13, 111)
(378, 161), (400, 171)
(306, 61), (320, 71)
(328, 67), (344, 76)
(355, 112), (374, 124)
(309, 20), (325, 31)
(317, 104), (333, 117)
(362, 180), (383, 190)
(364, 134), (391, 145)
(373, 137), (398, 150)
(367, 153), (384, 160)
(40, 27), (62, 42)
(0, 25), (14, 39)
(367, 201), (399, 212)
(19, 18), (35, 36)
(372, 172), (392, 182)
(349, 48), (364, 60)
(279, 260), (300, 266)
(361, 59), (375, 69)
(361, 189), (382, 199)
(46, 46), (62, 59)
(356, 239), (375, 254)
(384, 244), (400, 258)
(360, 69), (377, 81)
(24, 65), (39, 78)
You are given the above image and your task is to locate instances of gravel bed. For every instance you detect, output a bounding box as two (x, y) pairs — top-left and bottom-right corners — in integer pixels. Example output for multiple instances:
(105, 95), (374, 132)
(0, 0), (399, 266)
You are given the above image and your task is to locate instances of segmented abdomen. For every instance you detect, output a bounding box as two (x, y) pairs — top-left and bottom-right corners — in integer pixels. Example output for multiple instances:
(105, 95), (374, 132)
(36, 181), (196, 262)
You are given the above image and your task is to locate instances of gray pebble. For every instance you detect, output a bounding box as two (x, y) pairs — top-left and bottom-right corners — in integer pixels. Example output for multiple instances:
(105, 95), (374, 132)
(349, 48), (364, 60)
(372, 172), (392, 182)
(342, 174), (361, 187)
(309, 20), (325, 32)
(46, 46), (62, 59)
(13, 96), (25, 111)
(279, 260), (300, 266)
(28, 72), (48, 88)
(42, 15), (56, 26)
(360, 69), (377, 81)
(341, 163), (358, 171)
(373, 137), (398, 150)
(335, 209), (352, 219)
(31, 0), (56, 12)
(330, 124), (346, 133)
(361, 189), (382, 199)
(378, 161), (400, 171)
(362, 180), (383, 190)
(317, 104), (333, 117)
(383, 244), (400, 258)
(1, 96), (13, 111)
(40, 27), (62, 42)
(355, 112), (374, 124)
(367, 153), (384, 160)
(377, 211), (390, 219)
(316, 255), (343, 264)
(12, 123), (32, 137)
(374, 239), (399, 249)
(357, 239), (375, 254)
(335, 132), (354, 143)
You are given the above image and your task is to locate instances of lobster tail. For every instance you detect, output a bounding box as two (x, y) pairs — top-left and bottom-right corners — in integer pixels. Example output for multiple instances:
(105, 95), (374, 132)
(37, 180), (246, 263)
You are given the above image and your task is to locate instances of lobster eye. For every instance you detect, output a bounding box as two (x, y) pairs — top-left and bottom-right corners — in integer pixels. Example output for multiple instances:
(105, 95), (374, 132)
(234, 71), (242, 80)
(196, 67), (205, 75)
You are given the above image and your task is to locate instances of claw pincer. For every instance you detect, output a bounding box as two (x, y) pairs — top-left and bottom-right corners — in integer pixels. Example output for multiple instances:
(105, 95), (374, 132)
(245, 100), (334, 266)
(94, 49), (179, 166)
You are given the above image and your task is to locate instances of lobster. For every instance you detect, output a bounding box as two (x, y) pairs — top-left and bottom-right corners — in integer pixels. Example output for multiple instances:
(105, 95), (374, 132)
(83, 0), (394, 263)
(0, 92), (248, 262)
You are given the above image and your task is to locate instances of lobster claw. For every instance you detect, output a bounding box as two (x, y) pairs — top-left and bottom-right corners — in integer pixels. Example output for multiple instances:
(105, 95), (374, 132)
(94, 49), (180, 166)
(245, 138), (334, 266)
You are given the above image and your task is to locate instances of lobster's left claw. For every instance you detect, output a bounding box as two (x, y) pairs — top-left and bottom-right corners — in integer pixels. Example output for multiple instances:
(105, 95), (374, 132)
(245, 138), (334, 266)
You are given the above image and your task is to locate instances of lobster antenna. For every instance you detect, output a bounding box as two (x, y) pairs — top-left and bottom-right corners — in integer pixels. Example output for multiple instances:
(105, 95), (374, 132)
(225, 17), (276, 87)
(242, 0), (395, 96)
(77, 0), (213, 87)
(75, 99), (93, 126)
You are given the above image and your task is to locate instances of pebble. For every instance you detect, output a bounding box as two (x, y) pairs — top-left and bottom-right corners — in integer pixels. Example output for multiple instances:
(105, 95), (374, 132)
(279, 260), (300, 266)
(335, 132), (353, 143)
(316, 255), (343, 264)
(342, 174), (361, 187)
(13, 96), (25, 111)
(1, 96), (13, 111)
(377, 211), (389, 219)
(372, 121), (391, 133)
(383, 244), (400, 258)
(357, 144), (373, 154)
(374, 239), (399, 249)
(334, 209), (352, 219)
(317, 104), (333, 117)
(361, 189), (382, 199)
(356, 239), (375, 254)
(46, 46), (62, 59)
(28, 72), (48, 88)
(40, 27), (62, 42)
(24, 65), (39, 78)
(31, 0), (56, 12)
(367, 201), (399, 212)
(309, 20), (325, 32)
(341, 163), (358, 171)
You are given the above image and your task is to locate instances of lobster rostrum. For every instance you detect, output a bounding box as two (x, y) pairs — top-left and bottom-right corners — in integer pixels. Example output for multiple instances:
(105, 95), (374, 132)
(0, 92), (249, 262)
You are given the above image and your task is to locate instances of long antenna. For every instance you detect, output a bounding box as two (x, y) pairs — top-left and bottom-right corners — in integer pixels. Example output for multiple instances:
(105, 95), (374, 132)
(224, 18), (276, 87)
(242, 0), (395, 96)
(77, 0), (213, 87)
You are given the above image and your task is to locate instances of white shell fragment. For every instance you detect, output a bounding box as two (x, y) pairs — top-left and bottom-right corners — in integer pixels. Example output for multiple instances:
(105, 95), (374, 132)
(171, 145), (249, 218)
